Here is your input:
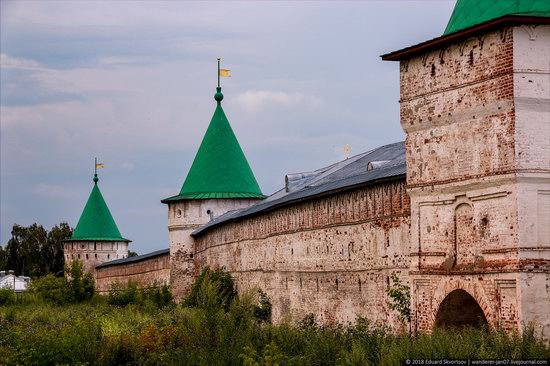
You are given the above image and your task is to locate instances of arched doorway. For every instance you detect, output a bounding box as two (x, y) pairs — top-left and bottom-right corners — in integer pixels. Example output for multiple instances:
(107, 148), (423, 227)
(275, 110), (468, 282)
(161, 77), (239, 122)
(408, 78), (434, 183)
(434, 289), (488, 330)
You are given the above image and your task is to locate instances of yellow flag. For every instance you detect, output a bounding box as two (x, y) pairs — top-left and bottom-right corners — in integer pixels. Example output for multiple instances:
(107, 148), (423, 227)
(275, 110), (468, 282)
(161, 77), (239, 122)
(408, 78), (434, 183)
(219, 69), (231, 77)
(96, 163), (105, 169)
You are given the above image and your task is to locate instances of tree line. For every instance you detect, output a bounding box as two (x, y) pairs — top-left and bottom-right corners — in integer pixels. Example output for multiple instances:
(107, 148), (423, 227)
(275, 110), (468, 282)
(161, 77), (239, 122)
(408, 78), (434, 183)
(0, 222), (138, 278)
(0, 223), (72, 277)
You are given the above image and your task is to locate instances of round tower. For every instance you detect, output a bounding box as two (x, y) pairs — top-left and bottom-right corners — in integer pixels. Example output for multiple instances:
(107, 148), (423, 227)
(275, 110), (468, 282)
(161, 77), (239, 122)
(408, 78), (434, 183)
(65, 173), (131, 274)
(162, 65), (265, 301)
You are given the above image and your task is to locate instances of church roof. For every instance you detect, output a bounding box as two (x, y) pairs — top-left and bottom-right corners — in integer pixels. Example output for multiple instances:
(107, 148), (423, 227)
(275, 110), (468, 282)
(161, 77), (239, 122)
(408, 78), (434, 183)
(444, 0), (550, 35)
(68, 175), (130, 242)
(162, 87), (265, 203)
(192, 141), (406, 237)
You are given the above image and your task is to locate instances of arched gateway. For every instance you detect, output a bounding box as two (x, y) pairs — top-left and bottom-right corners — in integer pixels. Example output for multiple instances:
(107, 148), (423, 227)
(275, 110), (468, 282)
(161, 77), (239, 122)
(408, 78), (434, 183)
(434, 289), (488, 330)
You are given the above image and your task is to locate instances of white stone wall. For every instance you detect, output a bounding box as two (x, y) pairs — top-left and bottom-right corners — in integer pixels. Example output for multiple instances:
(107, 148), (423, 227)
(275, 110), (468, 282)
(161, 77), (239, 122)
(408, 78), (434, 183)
(513, 25), (550, 340)
(64, 240), (129, 274)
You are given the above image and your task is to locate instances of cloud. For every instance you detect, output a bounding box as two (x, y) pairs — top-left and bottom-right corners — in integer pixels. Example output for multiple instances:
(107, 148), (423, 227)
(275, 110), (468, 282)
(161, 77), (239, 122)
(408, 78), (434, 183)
(235, 90), (322, 114)
(0, 53), (43, 70)
(121, 162), (135, 171)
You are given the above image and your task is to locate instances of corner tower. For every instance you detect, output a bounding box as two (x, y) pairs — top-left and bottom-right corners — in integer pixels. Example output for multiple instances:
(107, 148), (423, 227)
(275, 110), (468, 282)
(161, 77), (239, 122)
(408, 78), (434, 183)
(162, 67), (265, 301)
(65, 173), (131, 274)
(383, 1), (550, 337)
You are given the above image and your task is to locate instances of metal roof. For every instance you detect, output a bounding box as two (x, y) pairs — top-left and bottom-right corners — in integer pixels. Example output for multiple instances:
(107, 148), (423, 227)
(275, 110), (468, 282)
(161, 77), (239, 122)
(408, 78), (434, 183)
(95, 248), (169, 269)
(444, 0), (550, 35)
(161, 88), (265, 203)
(68, 175), (130, 242)
(192, 141), (406, 237)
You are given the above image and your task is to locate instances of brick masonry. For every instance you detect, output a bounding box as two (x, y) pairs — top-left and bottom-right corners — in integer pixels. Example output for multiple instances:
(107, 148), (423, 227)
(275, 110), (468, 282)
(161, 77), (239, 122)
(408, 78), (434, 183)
(194, 181), (411, 327)
(94, 252), (170, 294)
(402, 25), (550, 338)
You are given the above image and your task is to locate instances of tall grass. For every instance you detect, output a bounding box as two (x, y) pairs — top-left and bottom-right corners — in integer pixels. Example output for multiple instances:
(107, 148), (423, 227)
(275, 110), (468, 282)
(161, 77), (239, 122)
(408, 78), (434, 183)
(0, 271), (548, 365)
(0, 301), (548, 365)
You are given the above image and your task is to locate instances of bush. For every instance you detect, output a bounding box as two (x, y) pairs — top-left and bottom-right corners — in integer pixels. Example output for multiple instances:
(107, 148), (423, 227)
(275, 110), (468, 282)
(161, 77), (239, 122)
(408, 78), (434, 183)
(254, 289), (272, 323)
(28, 273), (69, 305)
(0, 288), (15, 305)
(26, 259), (95, 305)
(107, 281), (173, 308)
(66, 259), (95, 302)
(183, 266), (236, 311)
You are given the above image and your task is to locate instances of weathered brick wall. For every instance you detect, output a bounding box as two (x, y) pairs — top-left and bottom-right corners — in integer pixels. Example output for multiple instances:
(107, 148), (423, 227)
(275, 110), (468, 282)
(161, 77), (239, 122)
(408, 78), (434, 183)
(194, 180), (411, 327)
(95, 252), (170, 294)
(401, 28), (515, 186)
(400, 25), (550, 339)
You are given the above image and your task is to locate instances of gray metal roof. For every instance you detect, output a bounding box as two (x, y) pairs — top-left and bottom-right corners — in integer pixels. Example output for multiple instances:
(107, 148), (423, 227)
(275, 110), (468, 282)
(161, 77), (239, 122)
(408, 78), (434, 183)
(192, 141), (406, 237)
(95, 248), (169, 269)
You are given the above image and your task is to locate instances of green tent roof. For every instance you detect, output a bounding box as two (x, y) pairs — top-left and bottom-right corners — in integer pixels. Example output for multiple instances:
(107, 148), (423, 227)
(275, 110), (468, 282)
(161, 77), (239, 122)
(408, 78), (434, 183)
(444, 0), (550, 35)
(68, 175), (130, 242)
(162, 88), (265, 202)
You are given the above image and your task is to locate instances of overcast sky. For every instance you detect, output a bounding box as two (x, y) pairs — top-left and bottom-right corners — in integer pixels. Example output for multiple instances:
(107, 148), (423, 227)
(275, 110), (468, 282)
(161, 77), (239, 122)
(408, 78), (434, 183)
(1, 0), (455, 254)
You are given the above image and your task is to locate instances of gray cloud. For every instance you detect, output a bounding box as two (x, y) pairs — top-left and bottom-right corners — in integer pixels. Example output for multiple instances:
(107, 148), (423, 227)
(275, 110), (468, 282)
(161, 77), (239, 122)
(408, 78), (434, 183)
(0, 0), (455, 254)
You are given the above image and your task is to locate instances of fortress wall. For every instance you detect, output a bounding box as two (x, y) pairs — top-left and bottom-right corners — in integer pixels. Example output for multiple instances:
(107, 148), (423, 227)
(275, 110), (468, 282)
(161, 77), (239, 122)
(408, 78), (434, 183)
(194, 179), (411, 327)
(95, 252), (170, 294)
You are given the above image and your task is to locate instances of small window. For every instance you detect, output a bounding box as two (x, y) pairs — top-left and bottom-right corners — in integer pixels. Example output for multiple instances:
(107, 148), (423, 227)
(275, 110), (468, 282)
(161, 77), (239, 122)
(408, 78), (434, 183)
(176, 208), (183, 218)
(95, 254), (97, 259)
(86, 254), (89, 259)
(78, 254), (80, 259)
(107, 254), (110, 259)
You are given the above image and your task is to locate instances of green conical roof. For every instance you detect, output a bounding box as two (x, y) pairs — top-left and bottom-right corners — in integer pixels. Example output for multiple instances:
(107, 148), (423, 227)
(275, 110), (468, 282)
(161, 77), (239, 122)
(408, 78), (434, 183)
(162, 88), (265, 202)
(444, 0), (550, 35)
(69, 175), (130, 242)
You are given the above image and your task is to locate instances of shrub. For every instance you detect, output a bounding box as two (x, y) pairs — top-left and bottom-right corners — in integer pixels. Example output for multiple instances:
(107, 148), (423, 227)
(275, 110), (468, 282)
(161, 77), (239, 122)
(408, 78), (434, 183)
(27, 259), (95, 305)
(0, 288), (15, 305)
(65, 259), (95, 302)
(184, 267), (236, 311)
(28, 273), (70, 305)
(107, 281), (173, 308)
(107, 281), (139, 306)
(386, 272), (411, 328)
(254, 289), (272, 323)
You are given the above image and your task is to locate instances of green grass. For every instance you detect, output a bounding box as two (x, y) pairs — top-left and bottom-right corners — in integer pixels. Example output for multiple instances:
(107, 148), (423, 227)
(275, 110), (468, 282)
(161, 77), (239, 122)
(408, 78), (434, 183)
(0, 300), (548, 366)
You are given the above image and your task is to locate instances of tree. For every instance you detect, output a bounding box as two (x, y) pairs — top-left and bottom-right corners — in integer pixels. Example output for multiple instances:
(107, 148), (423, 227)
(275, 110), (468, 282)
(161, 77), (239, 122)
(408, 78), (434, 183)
(1, 222), (72, 277)
(66, 259), (95, 302)
(386, 272), (411, 334)
(184, 267), (236, 312)
(29, 259), (95, 304)
(128, 250), (138, 257)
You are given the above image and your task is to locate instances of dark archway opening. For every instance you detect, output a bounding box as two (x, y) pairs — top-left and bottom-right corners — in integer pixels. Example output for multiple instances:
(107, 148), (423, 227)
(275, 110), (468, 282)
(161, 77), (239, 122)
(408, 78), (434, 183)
(434, 289), (488, 330)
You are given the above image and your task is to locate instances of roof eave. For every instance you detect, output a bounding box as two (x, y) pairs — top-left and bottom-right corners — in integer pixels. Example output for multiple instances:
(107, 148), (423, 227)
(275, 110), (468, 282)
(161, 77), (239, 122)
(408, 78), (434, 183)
(161, 192), (267, 204)
(381, 15), (550, 61)
(191, 173), (406, 238)
(64, 237), (132, 243)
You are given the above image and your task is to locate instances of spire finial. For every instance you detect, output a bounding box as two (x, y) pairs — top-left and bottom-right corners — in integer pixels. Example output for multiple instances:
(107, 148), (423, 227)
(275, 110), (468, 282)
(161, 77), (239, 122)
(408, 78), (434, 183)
(94, 157), (104, 184)
(215, 57), (224, 105)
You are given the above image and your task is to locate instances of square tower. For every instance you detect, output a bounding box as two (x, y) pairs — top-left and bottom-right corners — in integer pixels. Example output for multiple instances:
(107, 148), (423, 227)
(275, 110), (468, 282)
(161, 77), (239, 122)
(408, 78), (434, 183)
(383, 2), (550, 337)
